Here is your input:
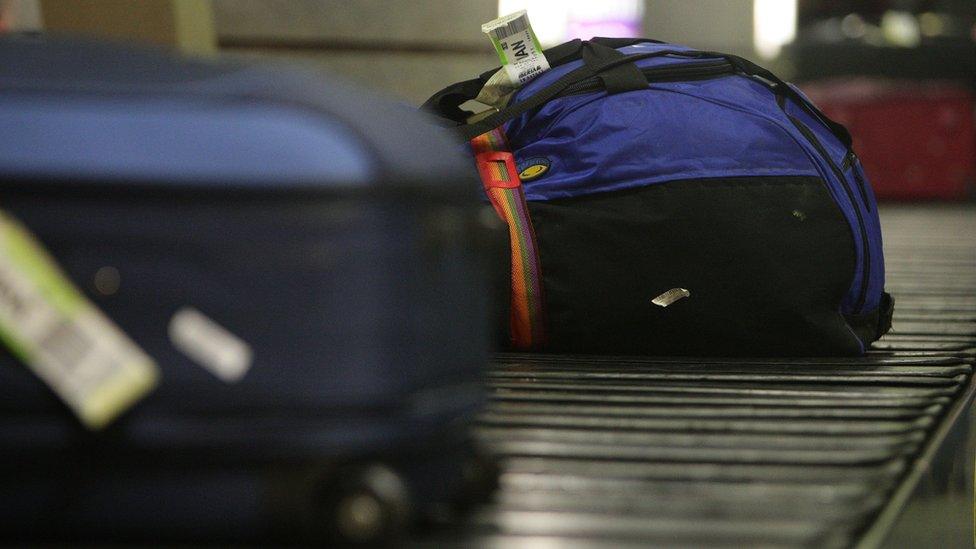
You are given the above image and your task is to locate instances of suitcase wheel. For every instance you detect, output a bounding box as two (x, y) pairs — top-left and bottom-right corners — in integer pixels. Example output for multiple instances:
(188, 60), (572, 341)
(320, 464), (414, 545)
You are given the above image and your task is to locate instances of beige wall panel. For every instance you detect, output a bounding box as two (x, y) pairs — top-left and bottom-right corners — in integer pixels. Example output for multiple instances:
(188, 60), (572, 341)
(214, 0), (496, 46)
(644, 0), (756, 59)
(39, 0), (215, 54)
(227, 49), (496, 106)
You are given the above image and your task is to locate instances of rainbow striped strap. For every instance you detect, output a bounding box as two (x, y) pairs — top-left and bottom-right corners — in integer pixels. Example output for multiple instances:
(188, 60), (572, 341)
(471, 128), (546, 349)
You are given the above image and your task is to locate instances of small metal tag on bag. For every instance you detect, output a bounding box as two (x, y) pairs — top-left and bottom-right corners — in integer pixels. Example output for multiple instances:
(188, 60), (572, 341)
(652, 288), (691, 307)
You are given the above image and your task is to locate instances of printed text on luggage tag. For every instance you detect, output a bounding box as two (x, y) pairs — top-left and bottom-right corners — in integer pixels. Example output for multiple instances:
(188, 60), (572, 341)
(0, 211), (158, 429)
(483, 10), (551, 86)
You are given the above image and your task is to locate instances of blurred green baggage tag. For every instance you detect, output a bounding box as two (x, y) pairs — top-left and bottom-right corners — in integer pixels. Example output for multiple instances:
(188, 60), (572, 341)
(0, 211), (158, 429)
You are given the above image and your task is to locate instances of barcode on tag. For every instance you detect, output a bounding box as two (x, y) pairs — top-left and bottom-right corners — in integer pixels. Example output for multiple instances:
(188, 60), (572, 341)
(489, 14), (528, 40)
(38, 319), (91, 369)
(0, 211), (158, 429)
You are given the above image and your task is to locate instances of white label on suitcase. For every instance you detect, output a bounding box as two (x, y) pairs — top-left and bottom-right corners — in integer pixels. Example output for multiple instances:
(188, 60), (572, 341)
(652, 288), (691, 307)
(169, 307), (252, 383)
(0, 211), (158, 429)
(482, 10), (550, 87)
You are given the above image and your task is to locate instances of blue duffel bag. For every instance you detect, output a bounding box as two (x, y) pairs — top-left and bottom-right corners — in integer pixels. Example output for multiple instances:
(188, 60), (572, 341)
(424, 38), (894, 356)
(0, 35), (497, 544)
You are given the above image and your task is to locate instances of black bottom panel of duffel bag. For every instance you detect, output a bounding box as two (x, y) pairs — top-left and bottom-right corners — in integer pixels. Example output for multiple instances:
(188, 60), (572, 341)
(528, 176), (869, 356)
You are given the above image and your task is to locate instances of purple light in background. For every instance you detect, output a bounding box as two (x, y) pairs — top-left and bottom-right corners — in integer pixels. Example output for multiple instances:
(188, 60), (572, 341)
(498, 0), (644, 45)
(567, 20), (642, 40)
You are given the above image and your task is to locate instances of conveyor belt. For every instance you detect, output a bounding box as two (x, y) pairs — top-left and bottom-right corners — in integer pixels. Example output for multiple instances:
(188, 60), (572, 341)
(421, 206), (976, 548)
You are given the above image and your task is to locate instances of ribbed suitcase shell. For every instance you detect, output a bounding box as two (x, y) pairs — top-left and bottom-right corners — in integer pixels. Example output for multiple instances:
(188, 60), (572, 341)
(0, 36), (495, 542)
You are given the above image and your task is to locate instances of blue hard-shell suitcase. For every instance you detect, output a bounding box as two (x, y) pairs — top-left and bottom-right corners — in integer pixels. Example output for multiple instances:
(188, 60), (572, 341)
(0, 35), (498, 544)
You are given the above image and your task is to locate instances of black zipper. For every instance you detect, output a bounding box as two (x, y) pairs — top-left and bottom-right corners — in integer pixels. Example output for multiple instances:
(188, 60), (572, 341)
(558, 60), (735, 98)
(790, 116), (871, 313)
(843, 151), (873, 213)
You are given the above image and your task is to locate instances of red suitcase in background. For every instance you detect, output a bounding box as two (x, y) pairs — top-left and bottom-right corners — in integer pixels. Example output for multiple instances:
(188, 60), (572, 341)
(802, 79), (975, 201)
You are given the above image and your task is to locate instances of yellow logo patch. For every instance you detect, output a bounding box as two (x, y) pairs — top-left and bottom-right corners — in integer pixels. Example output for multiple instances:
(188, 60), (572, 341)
(519, 163), (548, 181)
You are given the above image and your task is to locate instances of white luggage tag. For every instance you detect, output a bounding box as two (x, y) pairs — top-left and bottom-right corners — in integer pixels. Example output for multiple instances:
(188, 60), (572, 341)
(169, 307), (252, 384)
(0, 211), (158, 429)
(476, 10), (551, 109)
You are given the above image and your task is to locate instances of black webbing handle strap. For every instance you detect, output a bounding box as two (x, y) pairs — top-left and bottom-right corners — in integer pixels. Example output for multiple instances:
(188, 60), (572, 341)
(420, 77), (486, 125)
(456, 48), (706, 141)
(420, 37), (660, 125)
(456, 63), (599, 140)
(423, 39), (854, 150)
(544, 37), (663, 67)
(582, 41), (648, 95)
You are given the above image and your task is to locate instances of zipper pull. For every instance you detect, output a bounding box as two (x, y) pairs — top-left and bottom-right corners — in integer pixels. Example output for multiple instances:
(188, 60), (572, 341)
(850, 154), (864, 182)
(841, 150), (856, 171)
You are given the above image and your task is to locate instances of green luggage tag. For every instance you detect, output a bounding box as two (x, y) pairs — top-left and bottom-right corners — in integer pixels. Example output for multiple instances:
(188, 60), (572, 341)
(0, 210), (158, 429)
(475, 10), (551, 110)
(483, 10), (549, 85)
